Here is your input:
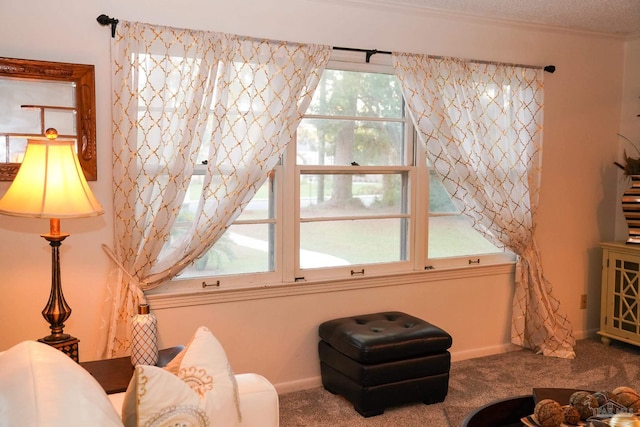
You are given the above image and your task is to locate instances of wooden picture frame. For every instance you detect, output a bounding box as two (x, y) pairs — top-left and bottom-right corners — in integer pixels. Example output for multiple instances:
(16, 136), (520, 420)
(0, 57), (97, 181)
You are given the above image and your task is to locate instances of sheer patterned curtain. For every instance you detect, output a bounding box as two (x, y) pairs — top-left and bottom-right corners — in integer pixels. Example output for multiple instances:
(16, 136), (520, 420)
(99, 20), (330, 357)
(393, 53), (575, 358)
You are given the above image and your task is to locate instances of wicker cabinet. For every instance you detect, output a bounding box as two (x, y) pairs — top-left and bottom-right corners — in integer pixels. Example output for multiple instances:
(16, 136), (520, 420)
(599, 242), (640, 346)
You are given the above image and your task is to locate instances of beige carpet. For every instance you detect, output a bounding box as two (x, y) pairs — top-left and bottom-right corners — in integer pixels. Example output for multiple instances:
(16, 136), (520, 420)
(278, 337), (640, 426)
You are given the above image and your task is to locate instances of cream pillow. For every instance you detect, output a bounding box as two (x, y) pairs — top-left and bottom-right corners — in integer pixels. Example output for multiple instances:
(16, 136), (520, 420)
(0, 340), (123, 427)
(122, 326), (241, 427)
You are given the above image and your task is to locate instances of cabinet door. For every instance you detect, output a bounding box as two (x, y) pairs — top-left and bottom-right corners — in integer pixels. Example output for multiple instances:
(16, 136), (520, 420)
(604, 252), (640, 340)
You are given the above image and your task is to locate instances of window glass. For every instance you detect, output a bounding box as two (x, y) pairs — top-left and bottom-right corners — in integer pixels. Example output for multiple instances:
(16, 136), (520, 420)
(176, 178), (275, 278)
(300, 69), (406, 168)
(297, 119), (405, 166)
(179, 223), (274, 277)
(305, 70), (403, 118)
(300, 173), (404, 217)
(300, 218), (407, 267)
(427, 168), (504, 259)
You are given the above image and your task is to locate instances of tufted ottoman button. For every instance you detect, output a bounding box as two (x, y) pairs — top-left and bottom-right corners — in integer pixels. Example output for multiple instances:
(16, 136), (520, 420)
(318, 311), (452, 417)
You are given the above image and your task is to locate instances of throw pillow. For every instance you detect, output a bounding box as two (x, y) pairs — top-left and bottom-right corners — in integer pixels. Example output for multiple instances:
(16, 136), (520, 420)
(0, 340), (124, 427)
(122, 326), (241, 427)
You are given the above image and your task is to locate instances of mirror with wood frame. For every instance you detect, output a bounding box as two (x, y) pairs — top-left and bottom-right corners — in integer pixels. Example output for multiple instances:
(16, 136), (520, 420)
(0, 57), (96, 181)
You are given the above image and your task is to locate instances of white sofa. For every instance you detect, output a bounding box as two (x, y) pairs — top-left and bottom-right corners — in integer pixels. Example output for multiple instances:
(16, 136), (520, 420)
(0, 339), (279, 427)
(108, 373), (279, 426)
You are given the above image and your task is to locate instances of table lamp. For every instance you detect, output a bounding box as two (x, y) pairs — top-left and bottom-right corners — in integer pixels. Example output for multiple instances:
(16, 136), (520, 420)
(0, 128), (104, 349)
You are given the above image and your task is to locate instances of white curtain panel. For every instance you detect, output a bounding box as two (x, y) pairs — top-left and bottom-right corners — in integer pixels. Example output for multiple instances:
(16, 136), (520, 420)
(393, 53), (575, 358)
(99, 20), (330, 357)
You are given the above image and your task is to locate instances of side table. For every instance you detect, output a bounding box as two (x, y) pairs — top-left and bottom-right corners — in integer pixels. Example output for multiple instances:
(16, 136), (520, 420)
(80, 346), (183, 394)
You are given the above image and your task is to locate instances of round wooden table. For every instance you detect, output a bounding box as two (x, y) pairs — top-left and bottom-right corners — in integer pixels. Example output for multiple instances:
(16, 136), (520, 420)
(461, 388), (582, 427)
(460, 395), (534, 427)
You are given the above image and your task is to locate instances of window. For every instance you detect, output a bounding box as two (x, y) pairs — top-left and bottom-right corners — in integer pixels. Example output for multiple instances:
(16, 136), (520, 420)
(295, 63), (414, 280)
(164, 52), (512, 293)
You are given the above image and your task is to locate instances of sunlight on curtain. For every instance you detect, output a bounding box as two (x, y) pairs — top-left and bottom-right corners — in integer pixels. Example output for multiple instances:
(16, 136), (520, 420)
(393, 53), (575, 358)
(99, 21), (330, 357)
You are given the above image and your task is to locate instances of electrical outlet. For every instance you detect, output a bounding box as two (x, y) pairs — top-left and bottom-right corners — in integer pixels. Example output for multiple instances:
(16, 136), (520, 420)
(580, 294), (587, 309)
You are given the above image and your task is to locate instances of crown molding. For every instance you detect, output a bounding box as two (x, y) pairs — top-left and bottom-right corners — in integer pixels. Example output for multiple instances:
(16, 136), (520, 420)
(309, 0), (630, 40)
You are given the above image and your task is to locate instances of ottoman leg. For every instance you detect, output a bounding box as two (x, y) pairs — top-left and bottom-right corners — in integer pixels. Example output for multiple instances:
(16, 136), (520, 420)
(321, 362), (387, 417)
(421, 374), (449, 405)
(354, 404), (384, 418)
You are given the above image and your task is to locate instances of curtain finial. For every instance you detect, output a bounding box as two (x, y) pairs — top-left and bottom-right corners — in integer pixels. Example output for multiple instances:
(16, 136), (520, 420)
(97, 14), (119, 38)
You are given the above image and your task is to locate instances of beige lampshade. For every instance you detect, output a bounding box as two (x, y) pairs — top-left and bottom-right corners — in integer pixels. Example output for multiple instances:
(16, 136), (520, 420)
(0, 137), (104, 218)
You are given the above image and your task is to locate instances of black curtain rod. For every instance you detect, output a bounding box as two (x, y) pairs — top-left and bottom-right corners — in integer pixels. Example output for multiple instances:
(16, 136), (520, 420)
(95, 16), (555, 74)
(333, 46), (392, 64)
(333, 46), (555, 73)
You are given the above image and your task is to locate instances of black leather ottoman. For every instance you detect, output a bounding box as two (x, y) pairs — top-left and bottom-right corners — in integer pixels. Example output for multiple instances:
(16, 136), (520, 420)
(318, 311), (453, 417)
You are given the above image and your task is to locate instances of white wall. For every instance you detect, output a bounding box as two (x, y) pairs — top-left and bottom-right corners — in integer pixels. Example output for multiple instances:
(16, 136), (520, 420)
(0, 0), (627, 391)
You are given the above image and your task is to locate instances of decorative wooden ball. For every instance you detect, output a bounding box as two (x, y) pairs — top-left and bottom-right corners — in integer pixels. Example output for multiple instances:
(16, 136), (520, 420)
(612, 386), (640, 412)
(569, 390), (591, 406)
(562, 405), (581, 425)
(534, 399), (564, 427)
(593, 390), (612, 407)
(570, 391), (598, 420)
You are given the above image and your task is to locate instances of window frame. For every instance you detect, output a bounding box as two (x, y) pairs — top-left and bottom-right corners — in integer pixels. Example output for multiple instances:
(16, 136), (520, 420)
(292, 55), (418, 280)
(153, 50), (515, 297)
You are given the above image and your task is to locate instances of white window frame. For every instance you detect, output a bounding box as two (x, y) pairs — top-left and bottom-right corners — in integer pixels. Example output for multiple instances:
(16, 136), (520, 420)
(150, 50), (515, 299)
(292, 54), (418, 281)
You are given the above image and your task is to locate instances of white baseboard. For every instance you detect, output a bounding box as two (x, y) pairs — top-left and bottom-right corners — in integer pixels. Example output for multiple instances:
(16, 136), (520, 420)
(450, 328), (601, 362)
(274, 376), (322, 394)
(450, 342), (521, 362)
(273, 331), (602, 394)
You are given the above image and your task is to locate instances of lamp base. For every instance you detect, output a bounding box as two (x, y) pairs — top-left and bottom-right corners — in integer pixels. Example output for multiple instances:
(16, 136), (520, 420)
(40, 220), (73, 347)
(38, 335), (79, 363)
(40, 332), (71, 343)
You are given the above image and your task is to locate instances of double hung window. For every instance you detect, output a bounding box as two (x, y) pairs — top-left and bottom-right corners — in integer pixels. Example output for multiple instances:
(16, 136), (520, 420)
(295, 59), (413, 280)
(165, 52), (510, 293)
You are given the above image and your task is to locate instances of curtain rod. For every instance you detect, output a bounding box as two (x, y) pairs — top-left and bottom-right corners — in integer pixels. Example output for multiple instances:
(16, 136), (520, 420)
(96, 15), (555, 73)
(333, 46), (555, 73)
(333, 46), (392, 64)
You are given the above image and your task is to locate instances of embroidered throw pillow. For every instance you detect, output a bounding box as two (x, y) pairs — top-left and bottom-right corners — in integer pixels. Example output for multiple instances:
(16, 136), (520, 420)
(122, 326), (241, 427)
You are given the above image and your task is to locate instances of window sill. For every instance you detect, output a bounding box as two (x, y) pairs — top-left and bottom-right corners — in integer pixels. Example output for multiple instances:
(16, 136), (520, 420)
(146, 262), (516, 310)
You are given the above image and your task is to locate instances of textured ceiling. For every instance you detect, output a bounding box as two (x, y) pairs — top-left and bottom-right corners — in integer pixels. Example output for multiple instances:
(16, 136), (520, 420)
(354, 0), (640, 36)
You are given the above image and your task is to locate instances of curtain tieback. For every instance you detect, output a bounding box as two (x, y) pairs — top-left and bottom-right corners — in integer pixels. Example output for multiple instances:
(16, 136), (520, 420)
(101, 244), (168, 292)
(101, 244), (146, 291)
(514, 243), (540, 286)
